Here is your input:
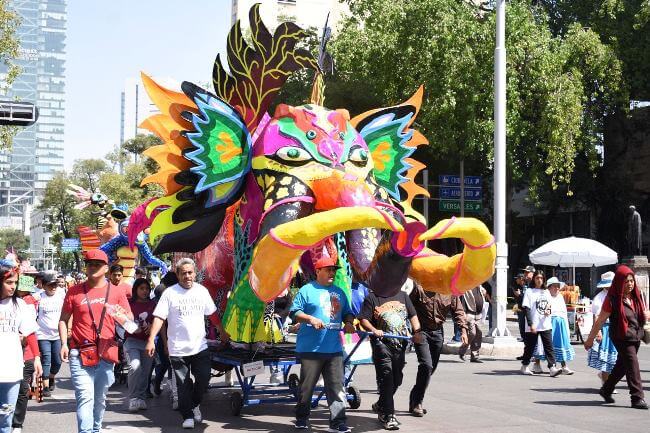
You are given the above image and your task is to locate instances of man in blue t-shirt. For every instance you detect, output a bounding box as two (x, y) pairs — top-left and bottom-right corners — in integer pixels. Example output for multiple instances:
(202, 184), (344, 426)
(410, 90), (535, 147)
(290, 257), (355, 432)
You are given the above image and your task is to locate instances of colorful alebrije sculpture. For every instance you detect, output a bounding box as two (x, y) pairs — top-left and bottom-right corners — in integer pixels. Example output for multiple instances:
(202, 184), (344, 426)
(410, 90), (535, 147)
(138, 4), (496, 343)
(68, 187), (168, 281)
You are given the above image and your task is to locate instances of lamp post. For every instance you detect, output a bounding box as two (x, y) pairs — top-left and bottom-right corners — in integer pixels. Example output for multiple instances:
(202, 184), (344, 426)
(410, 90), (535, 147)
(491, 0), (512, 340)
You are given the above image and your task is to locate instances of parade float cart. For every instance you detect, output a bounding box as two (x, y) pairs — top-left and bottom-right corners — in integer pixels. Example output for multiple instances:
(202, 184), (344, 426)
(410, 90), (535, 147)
(210, 327), (389, 416)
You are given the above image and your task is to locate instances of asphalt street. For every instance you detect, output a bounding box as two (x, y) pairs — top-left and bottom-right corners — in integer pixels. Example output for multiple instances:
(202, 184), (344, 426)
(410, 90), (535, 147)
(22, 321), (650, 433)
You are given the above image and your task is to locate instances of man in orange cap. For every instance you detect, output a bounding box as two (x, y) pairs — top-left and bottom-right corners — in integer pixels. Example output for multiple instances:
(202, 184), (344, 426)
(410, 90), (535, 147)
(290, 256), (356, 432)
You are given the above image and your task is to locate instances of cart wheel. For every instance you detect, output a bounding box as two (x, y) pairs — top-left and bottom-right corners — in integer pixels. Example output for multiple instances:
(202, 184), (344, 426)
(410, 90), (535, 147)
(230, 391), (243, 416)
(347, 385), (361, 409)
(288, 373), (300, 391)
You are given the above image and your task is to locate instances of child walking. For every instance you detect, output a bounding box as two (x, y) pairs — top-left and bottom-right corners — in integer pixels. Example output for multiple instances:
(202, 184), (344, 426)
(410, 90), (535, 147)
(125, 278), (157, 412)
(533, 277), (575, 374)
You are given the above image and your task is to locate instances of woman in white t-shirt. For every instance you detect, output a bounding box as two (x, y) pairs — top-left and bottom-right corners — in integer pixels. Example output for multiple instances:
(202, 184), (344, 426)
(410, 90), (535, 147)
(519, 270), (561, 377)
(533, 277), (575, 374)
(35, 272), (64, 397)
(0, 264), (41, 433)
(587, 271), (618, 388)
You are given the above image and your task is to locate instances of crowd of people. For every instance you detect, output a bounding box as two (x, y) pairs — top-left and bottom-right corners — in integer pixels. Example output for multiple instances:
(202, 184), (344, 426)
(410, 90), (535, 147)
(1, 251), (649, 433)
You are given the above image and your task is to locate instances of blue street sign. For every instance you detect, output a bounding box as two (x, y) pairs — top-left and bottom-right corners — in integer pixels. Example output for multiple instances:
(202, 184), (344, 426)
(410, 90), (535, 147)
(439, 174), (482, 186)
(61, 238), (81, 252)
(439, 187), (482, 200)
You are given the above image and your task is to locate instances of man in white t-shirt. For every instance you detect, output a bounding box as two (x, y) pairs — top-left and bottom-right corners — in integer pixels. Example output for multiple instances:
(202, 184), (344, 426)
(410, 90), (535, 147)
(146, 258), (229, 429)
(519, 273), (560, 377)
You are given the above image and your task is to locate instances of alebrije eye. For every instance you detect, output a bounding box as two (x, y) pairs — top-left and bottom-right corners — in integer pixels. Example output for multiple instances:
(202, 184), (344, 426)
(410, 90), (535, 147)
(306, 130), (317, 140)
(338, 132), (345, 140)
(349, 147), (368, 164)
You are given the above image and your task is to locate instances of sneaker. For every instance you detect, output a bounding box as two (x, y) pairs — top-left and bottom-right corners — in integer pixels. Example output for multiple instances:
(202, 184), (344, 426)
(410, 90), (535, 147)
(327, 425), (351, 433)
(470, 356), (483, 363)
(458, 354), (466, 362)
(371, 402), (380, 413)
(294, 418), (309, 429)
(192, 406), (202, 423)
(520, 365), (534, 375)
(182, 418), (195, 429)
(598, 389), (615, 404)
(631, 399), (649, 410)
(12, 428), (22, 433)
(531, 363), (543, 374)
(49, 378), (56, 391)
(409, 403), (426, 417)
(42, 387), (51, 397)
(137, 399), (147, 410)
(128, 399), (140, 413)
(549, 366), (562, 377)
(561, 367), (574, 375)
(380, 414), (400, 430)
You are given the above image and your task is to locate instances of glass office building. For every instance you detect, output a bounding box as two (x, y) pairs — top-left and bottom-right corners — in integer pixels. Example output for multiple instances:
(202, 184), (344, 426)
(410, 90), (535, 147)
(0, 0), (66, 231)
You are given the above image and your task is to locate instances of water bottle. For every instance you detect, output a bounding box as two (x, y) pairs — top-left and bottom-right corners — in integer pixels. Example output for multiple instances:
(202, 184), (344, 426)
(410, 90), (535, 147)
(106, 303), (139, 334)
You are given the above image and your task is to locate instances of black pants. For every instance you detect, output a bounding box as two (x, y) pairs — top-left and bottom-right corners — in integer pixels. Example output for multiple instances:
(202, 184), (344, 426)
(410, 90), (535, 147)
(521, 330), (555, 367)
(372, 340), (406, 416)
(602, 340), (644, 402)
(409, 328), (444, 408)
(12, 359), (34, 428)
(170, 349), (211, 420)
(154, 337), (171, 388)
(517, 311), (526, 338)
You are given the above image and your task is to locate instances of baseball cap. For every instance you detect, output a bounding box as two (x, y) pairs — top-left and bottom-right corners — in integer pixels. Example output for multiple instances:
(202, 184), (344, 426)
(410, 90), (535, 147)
(521, 265), (536, 273)
(314, 257), (340, 270)
(84, 249), (109, 264)
(40, 271), (58, 286)
(514, 273), (524, 279)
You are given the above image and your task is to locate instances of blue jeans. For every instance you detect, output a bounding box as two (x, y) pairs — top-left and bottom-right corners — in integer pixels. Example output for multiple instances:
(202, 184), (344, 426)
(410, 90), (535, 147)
(38, 339), (62, 378)
(69, 349), (115, 433)
(0, 381), (21, 433)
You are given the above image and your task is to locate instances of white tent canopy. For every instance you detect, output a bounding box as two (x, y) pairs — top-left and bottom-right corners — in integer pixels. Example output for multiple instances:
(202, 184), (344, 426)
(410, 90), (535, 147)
(529, 236), (618, 268)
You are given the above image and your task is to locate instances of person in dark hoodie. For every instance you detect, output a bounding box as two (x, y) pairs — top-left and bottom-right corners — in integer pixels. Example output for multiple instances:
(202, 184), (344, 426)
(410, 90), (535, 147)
(585, 265), (650, 409)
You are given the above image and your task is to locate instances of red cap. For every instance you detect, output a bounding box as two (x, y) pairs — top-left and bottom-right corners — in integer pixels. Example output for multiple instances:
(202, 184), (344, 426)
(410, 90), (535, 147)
(83, 249), (109, 264)
(314, 257), (340, 270)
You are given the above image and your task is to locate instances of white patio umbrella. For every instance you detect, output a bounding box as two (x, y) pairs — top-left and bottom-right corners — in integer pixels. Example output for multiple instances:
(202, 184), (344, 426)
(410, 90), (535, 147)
(528, 236), (618, 285)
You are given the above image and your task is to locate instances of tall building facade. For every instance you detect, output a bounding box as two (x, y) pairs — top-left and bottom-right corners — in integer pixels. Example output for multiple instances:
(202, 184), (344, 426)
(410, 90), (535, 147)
(0, 0), (66, 232)
(231, 0), (349, 34)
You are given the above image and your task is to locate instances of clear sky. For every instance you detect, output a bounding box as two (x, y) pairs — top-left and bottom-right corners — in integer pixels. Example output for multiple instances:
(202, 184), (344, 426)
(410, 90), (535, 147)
(64, 0), (231, 169)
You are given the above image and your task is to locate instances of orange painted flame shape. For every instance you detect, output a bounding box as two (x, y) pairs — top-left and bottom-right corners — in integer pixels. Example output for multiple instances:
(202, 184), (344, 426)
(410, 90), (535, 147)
(216, 131), (243, 164)
(371, 141), (391, 172)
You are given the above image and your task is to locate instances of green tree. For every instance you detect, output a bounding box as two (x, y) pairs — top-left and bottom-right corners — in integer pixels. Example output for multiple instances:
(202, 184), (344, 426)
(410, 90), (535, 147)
(332, 0), (624, 203)
(121, 133), (162, 172)
(39, 172), (83, 270)
(535, 0), (650, 100)
(0, 228), (29, 255)
(0, 0), (22, 149)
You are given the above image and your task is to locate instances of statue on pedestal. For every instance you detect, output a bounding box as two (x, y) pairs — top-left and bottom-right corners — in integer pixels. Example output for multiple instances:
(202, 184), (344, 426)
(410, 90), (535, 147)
(627, 205), (642, 256)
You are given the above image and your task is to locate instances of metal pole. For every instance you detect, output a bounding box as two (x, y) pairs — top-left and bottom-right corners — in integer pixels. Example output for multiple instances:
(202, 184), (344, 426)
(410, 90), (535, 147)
(422, 169), (430, 225)
(460, 159), (465, 217)
(492, 0), (510, 338)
